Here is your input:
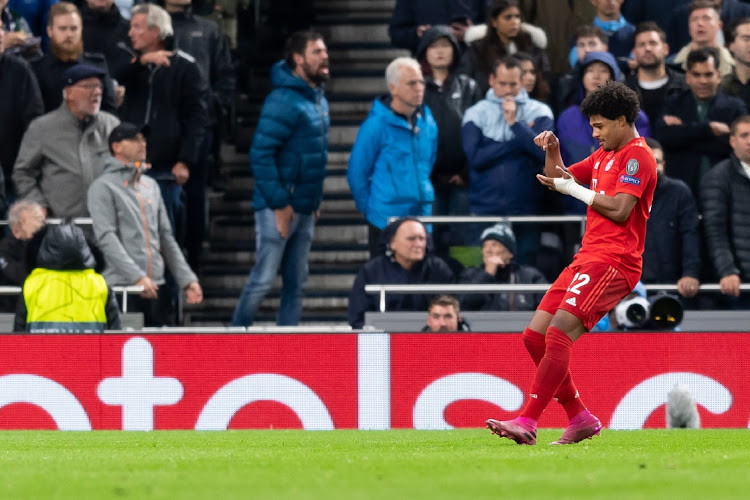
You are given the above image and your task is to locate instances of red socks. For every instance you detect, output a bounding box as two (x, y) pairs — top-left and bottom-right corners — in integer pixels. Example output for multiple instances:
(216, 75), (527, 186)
(521, 326), (575, 422)
(521, 328), (586, 420)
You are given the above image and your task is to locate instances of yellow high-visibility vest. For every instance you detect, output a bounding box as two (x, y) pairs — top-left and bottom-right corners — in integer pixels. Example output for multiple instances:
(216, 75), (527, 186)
(24, 268), (108, 333)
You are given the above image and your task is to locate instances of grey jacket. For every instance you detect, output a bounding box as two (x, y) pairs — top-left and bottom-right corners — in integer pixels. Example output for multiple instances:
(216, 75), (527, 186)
(13, 104), (120, 218)
(87, 156), (198, 288)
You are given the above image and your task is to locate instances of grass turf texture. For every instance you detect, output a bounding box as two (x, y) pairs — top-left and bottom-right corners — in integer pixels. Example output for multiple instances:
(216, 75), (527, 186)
(0, 429), (748, 499)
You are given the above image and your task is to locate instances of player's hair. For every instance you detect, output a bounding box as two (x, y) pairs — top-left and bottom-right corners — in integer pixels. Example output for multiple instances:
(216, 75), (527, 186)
(686, 46), (720, 71)
(575, 24), (608, 44)
(645, 137), (663, 151)
(47, 2), (80, 27)
(725, 17), (750, 45)
(429, 295), (460, 314)
(688, 0), (721, 17)
(579, 81), (640, 124)
(634, 22), (667, 43)
(730, 115), (750, 135)
(284, 30), (324, 69)
(490, 55), (522, 75)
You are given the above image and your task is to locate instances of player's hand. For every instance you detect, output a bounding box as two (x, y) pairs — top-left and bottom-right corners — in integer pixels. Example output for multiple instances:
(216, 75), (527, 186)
(185, 282), (203, 304)
(172, 161), (190, 185)
(663, 115), (683, 126)
(537, 165), (575, 188)
(719, 274), (741, 297)
(677, 276), (700, 298)
(534, 131), (559, 152)
(136, 276), (159, 299)
(709, 121), (731, 136)
(274, 205), (296, 239)
(502, 98), (517, 126)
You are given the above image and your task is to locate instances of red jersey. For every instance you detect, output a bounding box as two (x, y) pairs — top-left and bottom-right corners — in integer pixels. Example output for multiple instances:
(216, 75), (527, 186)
(568, 136), (657, 288)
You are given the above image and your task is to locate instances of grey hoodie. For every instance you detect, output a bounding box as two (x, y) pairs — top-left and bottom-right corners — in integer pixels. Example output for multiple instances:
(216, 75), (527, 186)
(87, 156), (198, 288)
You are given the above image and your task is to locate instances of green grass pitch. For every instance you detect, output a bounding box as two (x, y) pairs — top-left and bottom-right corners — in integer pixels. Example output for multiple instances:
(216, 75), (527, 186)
(1, 429), (748, 499)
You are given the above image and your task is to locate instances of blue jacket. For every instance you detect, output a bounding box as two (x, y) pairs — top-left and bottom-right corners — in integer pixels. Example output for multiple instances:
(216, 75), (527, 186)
(347, 98), (438, 229)
(250, 61), (329, 214)
(461, 88), (554, 215)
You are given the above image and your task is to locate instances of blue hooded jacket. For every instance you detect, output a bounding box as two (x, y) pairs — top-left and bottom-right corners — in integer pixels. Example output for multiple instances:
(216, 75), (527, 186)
(250, 60), (330, 214)
(347, 97), (438, 229)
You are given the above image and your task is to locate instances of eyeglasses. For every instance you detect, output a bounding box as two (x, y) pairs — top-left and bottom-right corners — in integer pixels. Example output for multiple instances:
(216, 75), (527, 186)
(74, 82), (103, 91)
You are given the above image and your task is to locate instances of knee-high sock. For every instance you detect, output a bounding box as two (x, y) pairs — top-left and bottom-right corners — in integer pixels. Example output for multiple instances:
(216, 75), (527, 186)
(522, 328), (586, 420)
(520, 326), (574, 421)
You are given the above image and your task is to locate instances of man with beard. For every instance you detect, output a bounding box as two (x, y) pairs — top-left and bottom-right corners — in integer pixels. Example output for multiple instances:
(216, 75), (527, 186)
(80, 0), (131, 82)
(13, 63), (120, 219)
(422, 295), (470, 332)
(231, 31), (330, 327)
(31, 2), (119, 113)
(625, 22), (688, 131)
(721, 18), (750, 109)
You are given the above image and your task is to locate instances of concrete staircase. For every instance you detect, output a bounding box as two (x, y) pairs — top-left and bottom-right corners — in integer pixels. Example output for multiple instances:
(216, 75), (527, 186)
(184, 0), (408, 326)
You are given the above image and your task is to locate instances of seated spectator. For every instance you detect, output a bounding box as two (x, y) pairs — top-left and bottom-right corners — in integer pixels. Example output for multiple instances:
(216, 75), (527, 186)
(641, 138), (701, 301)
(568, 0), (634, 66)
(87, 123), (203, 327)
(0, 200), (45, 312)
(1, 0), (41, 58)
(669, 0), (735, 77)
(421, 294), (470, 332)
(458, 0), (549, 94)
(348, 218), (454, 329)
(700, 115), (750, 309)
(416, 26), (482, 257)
(347, 57), (438, 257)
(669, 0), (750, 51)
(555, 24), (609, 114)
(13, 223), (121, 332)
(13, 63), (120, 219)
(458, 223), (546, 311)
(655, 47), (746, 200)
(721, 17), (750, 108)
(625, 22), (688, 132)
(388, 0), (481, 53)
(515, 50), (550, 103)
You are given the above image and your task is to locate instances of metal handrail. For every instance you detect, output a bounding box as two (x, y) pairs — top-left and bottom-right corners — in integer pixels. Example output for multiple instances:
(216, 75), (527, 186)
(387, 214), (588, 237)
(364, 283), (750, 312)
(0, 285), (144, 313)
(0, 218), (93, 226)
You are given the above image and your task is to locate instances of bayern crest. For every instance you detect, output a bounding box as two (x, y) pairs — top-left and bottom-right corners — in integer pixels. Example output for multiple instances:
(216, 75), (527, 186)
(626, 159), (639, 175)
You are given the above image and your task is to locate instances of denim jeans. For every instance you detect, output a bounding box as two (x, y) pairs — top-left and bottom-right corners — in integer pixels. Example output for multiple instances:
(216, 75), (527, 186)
(231, 208), (315, 326)
(432, 184), (470, 256)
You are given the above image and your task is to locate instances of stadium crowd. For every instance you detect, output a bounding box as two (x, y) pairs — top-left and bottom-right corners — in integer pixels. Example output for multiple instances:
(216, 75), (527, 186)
(2, 0), (750, 329)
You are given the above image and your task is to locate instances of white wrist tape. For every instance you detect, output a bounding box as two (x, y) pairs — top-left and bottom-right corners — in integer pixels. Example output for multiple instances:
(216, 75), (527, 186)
(553, 176), (596, 206)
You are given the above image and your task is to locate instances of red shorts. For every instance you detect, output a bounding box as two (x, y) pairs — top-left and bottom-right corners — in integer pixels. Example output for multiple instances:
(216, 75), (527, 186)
(538, 262), (632, 331)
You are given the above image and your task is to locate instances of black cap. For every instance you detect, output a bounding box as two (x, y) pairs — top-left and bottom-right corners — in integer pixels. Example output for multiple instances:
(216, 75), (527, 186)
(108, 122), (149, 151)
(62, 63), (107, 87)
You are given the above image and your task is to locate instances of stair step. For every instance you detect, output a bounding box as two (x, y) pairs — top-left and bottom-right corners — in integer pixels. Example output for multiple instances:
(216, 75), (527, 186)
(201, 272), (356, 291)
(326, 76), (386, 96)
(221, 174), (353, 194)
(316, 0), (396, 13)
(209, 198), (358, 216)
(189, 295), (350, 310)
(318, 24), (391, 44)
(201, 248), (368, 267)
(210, 221), (367, 245)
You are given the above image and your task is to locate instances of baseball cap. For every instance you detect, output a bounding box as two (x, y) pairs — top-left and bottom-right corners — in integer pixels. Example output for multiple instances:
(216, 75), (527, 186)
(480, 223), (517, 255)
(108, 122), (149, 151)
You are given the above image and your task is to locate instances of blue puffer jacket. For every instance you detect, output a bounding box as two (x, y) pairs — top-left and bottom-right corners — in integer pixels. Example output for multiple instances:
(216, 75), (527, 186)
(250, 61), (329, 214)
(461, 88), (554, 215)
(347, 98), (438, 229)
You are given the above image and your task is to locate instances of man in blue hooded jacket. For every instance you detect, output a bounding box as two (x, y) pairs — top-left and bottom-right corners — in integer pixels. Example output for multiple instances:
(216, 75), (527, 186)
(231, 30), (330, 326)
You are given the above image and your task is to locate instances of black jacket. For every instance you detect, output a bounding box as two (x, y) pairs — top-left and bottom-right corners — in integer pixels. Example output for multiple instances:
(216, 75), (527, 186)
(700, 155), (750, 281)
(642, 174), (701, 284)
(624, 67), (688, 130)
(654, 89), (747, 199)
(80, 3), (131, 82)
(117, 46), (209, 173)
(30, 52), (119, 114)
(13, 224), (121, 331)
(171, 8), (235, 126)
(388, 0), (482, 53)
(0, 52), (43, 197)
(458, 262), (546, 311)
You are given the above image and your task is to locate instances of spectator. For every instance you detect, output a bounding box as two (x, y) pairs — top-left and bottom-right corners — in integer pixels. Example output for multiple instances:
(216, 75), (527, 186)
(421, 294), (470, 331)
(0, 200), (45, 312)
(117, 2), (208, 240)
(231, 31), (330, 327)
(87, 123), (203, 326)
(461, 55), (553, 263)
(458, 0), (549, 94)
(515, 50), (550, 102)
(721, 17), (750, 107)
(568, 0), (634, 66)
(625, 22), (688, 131)
(670, 0), (735, 77)
(700, 115), (750, 309)
(669, 0), (750, 51)
(641, 138), (701, 301)
(388, 0), (481, 53)
(655, 47), (746, 199)
(13, 223), (121, 332)
(0, 24), (44, 198)
(7, 0), (56, 49)
(1, 0), (41, 58)
(459, 223), (546, 311)
(348, 217), (454, 329)
(166, 0), (235, 269)
(555, 24), (609, 114)
(347, 57), (437, 257)
(31, 2), (120, 114)
(416, 25), (482, 257)
(13, 63), (120, 219)
(80, 0), (131, 82)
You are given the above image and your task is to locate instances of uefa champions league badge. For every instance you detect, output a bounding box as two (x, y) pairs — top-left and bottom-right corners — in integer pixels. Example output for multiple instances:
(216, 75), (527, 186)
(626, 159), (639, 175)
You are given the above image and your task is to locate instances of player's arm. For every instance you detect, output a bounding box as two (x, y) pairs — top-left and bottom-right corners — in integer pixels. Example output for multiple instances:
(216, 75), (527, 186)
(534, 130), (565, 177)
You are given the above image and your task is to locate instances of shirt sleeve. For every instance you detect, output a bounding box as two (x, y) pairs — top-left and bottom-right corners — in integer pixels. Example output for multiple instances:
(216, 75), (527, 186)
(568, 155), (594, 185)
(615, 146), (656, 198)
